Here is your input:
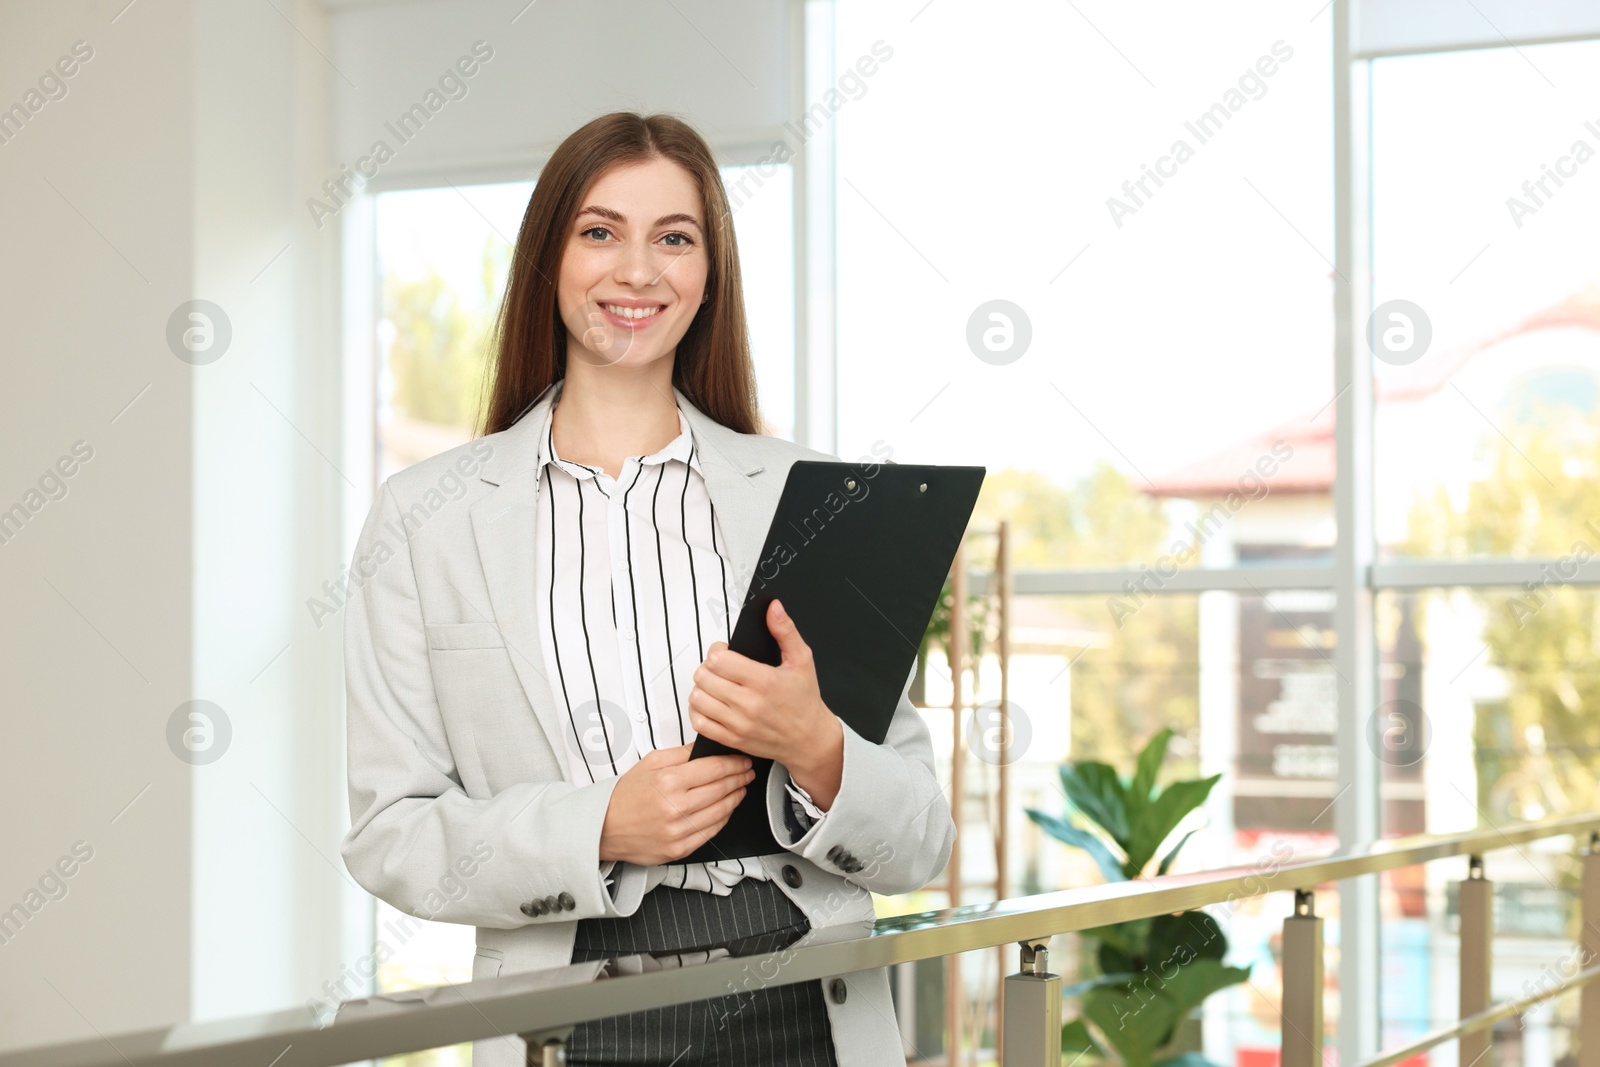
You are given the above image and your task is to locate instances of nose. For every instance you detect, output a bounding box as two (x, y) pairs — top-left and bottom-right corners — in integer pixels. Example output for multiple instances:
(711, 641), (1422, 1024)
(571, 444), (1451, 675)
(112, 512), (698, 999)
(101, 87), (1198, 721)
(614, 234), (658, 289)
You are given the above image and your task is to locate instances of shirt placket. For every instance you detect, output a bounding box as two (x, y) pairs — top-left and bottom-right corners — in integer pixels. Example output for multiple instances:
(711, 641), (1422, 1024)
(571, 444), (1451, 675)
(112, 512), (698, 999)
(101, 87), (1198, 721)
(606, 456), (654, 760)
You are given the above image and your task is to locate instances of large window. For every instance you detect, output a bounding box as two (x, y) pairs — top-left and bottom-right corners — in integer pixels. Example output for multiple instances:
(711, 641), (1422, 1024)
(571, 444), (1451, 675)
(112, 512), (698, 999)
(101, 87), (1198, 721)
(824, 6), (1599, 1067)
(1372, 41), (1600, 562)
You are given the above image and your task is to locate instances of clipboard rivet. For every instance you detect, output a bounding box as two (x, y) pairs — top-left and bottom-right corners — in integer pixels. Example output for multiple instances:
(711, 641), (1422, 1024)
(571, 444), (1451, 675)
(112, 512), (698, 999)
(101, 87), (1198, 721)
(919, 482), (928, 493)
(845, 478), (857, 490)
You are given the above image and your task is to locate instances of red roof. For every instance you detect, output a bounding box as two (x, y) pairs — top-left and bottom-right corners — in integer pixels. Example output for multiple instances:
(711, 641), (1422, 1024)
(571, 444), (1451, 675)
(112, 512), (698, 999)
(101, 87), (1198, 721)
(1144, 287), (1600, 498)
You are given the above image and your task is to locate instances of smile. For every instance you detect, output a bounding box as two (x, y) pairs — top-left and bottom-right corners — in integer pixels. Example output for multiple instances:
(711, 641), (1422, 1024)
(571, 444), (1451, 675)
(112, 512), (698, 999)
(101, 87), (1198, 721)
(600, 303), (665, 323)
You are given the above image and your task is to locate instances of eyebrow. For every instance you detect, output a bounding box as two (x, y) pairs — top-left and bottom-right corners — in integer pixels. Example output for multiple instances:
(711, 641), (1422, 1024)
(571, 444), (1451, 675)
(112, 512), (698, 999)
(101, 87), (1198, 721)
(576, 205), (703, 231)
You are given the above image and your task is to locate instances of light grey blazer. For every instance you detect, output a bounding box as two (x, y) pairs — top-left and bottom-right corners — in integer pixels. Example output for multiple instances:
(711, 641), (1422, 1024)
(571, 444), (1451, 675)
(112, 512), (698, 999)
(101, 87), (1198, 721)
(339, 383), (956, 1066)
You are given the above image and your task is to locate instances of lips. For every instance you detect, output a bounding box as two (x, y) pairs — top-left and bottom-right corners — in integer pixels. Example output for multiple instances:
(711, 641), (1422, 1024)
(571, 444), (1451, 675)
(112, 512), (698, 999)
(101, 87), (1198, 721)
(597, 302), (666, 330)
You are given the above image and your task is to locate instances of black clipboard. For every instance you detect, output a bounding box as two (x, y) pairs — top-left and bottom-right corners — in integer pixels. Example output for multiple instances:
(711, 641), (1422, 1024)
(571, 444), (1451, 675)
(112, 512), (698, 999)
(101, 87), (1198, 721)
(680, 459), (986, 863)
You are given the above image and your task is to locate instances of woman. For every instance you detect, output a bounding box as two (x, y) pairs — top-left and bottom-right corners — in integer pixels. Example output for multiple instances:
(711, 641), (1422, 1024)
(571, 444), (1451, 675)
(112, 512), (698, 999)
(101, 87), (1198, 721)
(339, 111), (955, 1067)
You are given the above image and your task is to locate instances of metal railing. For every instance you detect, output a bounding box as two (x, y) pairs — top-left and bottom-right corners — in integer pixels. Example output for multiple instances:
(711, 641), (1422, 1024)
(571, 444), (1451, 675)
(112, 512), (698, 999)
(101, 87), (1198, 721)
(3, 813), (1599, 1067)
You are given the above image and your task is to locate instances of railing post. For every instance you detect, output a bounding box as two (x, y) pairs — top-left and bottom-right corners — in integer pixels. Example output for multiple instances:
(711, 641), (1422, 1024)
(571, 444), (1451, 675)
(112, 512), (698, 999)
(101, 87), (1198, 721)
(1003, 939), (1061, 1067)
(1581, 833), (1600, 1067)
(520, 1028), (571, 1065)
(1281, 889), (1324, 1067)
(1460, 854), (1493, 1067)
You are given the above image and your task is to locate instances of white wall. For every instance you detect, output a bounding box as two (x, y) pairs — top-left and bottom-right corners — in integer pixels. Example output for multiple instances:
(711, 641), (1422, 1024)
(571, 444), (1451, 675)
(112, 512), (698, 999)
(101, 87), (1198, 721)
(1359, 0), (1600, 56)
(0, 0), (800, 1054)
(327, 0), (796, 187)
(0, 0), (201, 1047)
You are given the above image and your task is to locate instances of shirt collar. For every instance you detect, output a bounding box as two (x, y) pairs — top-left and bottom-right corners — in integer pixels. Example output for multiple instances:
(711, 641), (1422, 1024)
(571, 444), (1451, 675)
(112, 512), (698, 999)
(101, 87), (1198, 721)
(536, 383), (702, 481)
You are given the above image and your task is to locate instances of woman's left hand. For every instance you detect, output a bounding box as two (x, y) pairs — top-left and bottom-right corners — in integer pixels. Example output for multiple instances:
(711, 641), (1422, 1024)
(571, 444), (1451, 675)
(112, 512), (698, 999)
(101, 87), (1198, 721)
(688, 599), (845, 809)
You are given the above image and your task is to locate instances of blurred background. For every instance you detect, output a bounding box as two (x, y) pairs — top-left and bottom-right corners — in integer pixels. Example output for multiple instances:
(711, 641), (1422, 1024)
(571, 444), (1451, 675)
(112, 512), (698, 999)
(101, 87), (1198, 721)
(3, 1), (1600, 1065)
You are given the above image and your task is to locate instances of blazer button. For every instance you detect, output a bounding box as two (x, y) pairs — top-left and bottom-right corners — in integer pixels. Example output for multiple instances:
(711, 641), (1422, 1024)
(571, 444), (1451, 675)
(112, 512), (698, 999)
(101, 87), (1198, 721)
(520, 901), (536, 917)
(544, 894), (559, 913)
(558, 891), (576, 911)
(782, 864), (802, 889)
(826, 844), (843, 863)
(532, 899), (548, 916)
(829, 978), (848, 1004)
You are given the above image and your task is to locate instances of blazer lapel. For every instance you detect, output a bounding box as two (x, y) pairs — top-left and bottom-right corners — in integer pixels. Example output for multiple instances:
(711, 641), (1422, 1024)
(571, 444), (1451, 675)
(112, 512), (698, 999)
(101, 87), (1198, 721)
(468, 384), (572, 778)
(468, 381), (778, 783)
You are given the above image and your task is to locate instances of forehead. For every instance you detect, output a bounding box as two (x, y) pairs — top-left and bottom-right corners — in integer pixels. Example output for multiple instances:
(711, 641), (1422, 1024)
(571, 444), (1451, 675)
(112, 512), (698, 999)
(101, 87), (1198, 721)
(579, 157), (703, 222)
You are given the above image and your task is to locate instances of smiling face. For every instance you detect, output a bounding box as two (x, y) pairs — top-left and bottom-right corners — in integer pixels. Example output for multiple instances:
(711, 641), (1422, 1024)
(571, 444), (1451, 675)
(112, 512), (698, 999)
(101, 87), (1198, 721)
(556, 155), (710, 372)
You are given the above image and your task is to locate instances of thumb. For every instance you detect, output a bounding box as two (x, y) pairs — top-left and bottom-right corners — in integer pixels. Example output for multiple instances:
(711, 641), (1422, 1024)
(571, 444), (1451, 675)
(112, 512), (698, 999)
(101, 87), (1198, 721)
(767, 599), (811, 666)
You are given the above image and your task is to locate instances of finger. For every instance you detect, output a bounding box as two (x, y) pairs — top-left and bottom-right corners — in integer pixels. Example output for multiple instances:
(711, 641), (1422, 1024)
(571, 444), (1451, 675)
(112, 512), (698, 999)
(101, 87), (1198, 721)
(643, 743), (693, 766)
(670, 783), (745, 842)
(689, 699), (744, 747)
(700, 645), (767, 687)
(690, 663), (747, 706)
(689, 708), (734, 752)
(766, 599), (813, 668)
(681, 766), (755, 810)
(675, 750), (752, 788)
(679, 787), (746, 853)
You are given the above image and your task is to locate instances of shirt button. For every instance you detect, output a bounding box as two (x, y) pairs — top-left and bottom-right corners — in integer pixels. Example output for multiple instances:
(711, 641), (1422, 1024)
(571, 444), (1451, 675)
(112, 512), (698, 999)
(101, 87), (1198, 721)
(635, 712), (646, 723)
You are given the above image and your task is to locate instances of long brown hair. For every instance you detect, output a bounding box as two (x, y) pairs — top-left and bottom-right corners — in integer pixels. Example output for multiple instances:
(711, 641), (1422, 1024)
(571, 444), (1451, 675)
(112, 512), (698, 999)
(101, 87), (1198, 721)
(477, 112), (761, 437)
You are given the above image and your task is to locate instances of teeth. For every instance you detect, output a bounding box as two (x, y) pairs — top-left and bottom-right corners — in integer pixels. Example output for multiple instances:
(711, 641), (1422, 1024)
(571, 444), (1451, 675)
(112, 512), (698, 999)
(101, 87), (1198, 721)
(603, 304), (662, 320)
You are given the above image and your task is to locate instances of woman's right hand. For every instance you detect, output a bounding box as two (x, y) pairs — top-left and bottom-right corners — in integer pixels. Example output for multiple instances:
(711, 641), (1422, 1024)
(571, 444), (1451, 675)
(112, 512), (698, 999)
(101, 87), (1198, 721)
(598, 744), (756, 866)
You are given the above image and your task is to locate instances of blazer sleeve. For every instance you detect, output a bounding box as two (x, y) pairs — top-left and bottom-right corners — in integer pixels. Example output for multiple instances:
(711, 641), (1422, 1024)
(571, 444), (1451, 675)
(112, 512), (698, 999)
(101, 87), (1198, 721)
(339, 479), (648, 929)
(764, 659), (955, 896)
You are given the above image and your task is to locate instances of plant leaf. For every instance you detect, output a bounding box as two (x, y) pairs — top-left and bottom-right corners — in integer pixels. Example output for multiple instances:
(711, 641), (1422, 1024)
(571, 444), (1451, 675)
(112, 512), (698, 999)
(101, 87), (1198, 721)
(1149, 959), (1252, 1016)
(1025, 808), (1128, 884)
(1097, 937), (1137, 976)
(1129, 728), (1173, 810)
(1063, 971), (1140, 998)
(1125, 774), (1220, 873)
(1081, 920), (1147, 955)
(1061, 761), (1131, 844)
(1082, 982), (1180, 1067)
(1146, 911), (1229, 970)
(1157, 828), (1199, 877)
(1063, 1018), (1107, 1057)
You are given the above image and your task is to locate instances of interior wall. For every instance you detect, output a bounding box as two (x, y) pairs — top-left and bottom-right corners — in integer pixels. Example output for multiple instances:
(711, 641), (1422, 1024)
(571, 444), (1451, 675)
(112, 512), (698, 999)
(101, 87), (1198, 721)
(0, 0), (198, 1048)
(326, 0), (795, 187)
(1, 0), (800, 1054)
(1358, 0), (1600, 55)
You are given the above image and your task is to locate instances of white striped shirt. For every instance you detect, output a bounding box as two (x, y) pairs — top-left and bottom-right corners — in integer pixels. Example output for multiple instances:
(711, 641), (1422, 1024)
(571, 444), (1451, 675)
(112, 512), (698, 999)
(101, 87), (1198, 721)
(533, 389), (827, 897)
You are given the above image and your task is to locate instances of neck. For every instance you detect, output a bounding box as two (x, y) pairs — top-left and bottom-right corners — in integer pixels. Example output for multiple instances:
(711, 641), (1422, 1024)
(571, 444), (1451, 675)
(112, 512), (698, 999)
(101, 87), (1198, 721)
(552, 349), (681, 478)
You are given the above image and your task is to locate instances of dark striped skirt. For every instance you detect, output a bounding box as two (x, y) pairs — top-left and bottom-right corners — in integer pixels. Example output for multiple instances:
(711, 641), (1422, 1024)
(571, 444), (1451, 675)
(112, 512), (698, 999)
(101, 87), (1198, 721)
(565, 875), (840, 1066)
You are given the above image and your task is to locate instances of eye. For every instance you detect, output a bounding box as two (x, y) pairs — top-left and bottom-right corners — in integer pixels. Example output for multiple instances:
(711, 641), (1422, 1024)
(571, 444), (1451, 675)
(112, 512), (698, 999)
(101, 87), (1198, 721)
(661, 232), (695, 248)
(580, 225), (613, 241)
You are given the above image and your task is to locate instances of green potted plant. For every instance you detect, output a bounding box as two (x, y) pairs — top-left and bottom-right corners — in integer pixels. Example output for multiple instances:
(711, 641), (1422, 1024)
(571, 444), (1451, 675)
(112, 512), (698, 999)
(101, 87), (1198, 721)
(1025, 728), (1249, 1067)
